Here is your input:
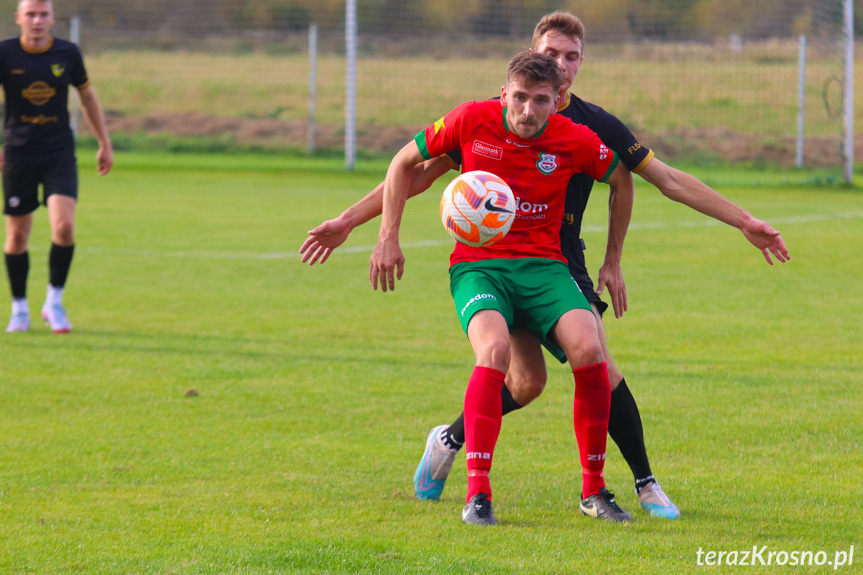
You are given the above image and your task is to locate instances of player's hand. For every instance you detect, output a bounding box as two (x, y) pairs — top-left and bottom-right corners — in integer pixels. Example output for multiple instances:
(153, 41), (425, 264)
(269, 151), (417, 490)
(299, 218), (352, 265)
(741, 218), (790, 265)
(596, 260), (627, 319)
(96, 147), (113, 176)
(369, 239), (404, 292)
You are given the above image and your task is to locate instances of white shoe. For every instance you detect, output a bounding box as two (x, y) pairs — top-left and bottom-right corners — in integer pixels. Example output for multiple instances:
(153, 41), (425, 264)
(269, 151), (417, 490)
(42, 304), (72, 333)
(638, 482), (680, 519)
(6, 312), (30, 332)
(413, 425), (458, 500)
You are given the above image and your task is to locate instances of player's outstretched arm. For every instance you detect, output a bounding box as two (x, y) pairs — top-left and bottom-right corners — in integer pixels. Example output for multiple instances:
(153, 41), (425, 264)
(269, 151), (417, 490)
(596, 161), (634, 318)
(639, 158), (790, 265)
(369, 141), (425, 292)
(300, 156), (452, 265)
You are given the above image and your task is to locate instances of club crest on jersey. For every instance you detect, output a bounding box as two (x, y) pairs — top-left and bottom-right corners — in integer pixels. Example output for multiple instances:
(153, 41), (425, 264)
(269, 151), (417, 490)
(536, 153), (559, 174)
(51, 64), (65, 77)
(434, 117), (445, 134)
(599, 144), (609, 160)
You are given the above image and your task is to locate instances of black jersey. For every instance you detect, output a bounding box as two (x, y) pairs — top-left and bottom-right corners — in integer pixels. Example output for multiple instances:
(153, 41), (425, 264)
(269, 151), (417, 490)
(0, 36), (88, 157)
(447, 92), (654, 282)
(554, 92), (652, 281)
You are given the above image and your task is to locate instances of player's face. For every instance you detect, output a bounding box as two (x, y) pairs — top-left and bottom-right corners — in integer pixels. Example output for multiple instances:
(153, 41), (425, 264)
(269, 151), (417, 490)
(15, 0), (55, 41)
(533, 32), (584, 95)
(501, 79), (559, 139)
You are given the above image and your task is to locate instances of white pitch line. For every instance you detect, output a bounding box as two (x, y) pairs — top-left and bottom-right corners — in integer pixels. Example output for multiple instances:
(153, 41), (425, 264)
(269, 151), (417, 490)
(73, 211), (862, 261)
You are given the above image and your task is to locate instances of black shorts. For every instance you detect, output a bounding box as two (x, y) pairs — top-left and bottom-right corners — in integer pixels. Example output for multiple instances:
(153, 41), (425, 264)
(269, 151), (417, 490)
(571, 268), (608, 317)
(3, 154), (78, 216)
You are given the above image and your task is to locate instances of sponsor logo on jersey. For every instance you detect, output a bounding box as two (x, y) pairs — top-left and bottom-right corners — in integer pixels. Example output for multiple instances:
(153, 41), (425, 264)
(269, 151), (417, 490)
(22, 81), (55, 106)
(599, 144), (609, 160)
(536, 153), (559, 174)
(51, 64), (65, 77)
(21, 114), (59, 124)
(433, 117), (445, 134)
(628, 143), (642, 154)
(506, 138), (530, 148)
(11, 69), (24, 75)
(472, 140), (503, 160)
(514, 196), (548, 216)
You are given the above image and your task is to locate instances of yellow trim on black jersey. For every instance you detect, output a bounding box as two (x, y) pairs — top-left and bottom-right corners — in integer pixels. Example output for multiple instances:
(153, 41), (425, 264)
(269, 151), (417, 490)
(557, 92), (571, 113)
(19, 36), (54, 54)
(631, 149), (656, 174)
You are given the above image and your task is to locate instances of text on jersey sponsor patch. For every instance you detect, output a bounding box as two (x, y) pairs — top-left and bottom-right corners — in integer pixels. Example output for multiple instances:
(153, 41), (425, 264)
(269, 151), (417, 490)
(472, 140), (503, 160)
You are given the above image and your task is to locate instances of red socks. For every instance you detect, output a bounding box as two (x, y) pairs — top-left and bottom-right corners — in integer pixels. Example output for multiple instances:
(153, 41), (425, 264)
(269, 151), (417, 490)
(464, 366), (505, 502)
(462, 363), (610, 502)
(572, 362), (611, 498)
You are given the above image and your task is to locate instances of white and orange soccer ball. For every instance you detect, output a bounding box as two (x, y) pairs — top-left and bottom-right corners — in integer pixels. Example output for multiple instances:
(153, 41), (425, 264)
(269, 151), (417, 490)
(440, 170), (516, 247)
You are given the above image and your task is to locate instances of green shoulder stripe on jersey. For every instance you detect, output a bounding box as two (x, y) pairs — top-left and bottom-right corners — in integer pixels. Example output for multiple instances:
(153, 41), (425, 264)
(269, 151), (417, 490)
(598, 152), (620, 182)
(414, 130), (432, 160)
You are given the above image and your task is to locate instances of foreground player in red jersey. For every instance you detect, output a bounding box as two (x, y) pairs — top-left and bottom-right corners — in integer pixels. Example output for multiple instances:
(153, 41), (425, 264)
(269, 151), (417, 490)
(301, 11), (789, 522)
(371, 51), (634, 525)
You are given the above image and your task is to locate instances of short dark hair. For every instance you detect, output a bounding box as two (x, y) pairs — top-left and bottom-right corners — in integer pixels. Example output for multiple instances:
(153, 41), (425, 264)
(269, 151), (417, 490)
(506, 51), (564, 93)
(531, 11), (585, 52)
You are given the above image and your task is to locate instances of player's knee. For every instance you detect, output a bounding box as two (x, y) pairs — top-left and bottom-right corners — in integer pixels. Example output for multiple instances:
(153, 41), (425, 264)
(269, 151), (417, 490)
(507, 372), (545, 406)
(4, 228), (29, 253)
(567, 339), (604, 369)
(51, 220), (75, 245)
(475, 338), (511, 372)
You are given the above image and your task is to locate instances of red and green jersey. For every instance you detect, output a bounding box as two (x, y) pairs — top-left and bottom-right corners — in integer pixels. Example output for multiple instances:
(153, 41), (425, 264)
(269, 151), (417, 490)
(415, 99), (618, 267)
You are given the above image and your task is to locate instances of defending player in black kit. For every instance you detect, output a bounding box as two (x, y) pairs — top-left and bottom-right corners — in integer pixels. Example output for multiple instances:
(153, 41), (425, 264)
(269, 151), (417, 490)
(3, 0), (113, 334)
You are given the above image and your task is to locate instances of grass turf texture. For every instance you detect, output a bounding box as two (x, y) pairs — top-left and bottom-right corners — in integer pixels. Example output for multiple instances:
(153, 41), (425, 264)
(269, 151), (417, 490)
(1, 152), (860, 574)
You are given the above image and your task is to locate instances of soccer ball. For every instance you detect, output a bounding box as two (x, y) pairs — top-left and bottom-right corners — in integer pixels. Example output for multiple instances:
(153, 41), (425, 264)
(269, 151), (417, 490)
(440, 170), (516, 247)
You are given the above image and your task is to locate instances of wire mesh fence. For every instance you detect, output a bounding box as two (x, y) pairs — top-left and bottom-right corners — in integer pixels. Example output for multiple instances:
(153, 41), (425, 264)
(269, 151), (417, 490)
(0, 0), (858, 170)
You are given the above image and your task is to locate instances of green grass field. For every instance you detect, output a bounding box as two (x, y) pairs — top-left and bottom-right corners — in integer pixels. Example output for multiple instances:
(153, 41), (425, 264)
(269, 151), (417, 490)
(1, 152), (861, 574)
